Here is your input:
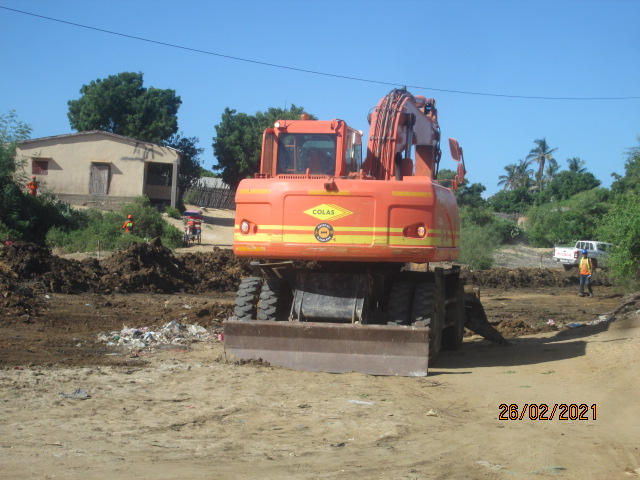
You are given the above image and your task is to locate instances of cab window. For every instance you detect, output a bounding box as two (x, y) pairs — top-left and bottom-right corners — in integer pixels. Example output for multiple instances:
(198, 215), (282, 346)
(345, 129), (362, 175)
(276, 133), (336, 175)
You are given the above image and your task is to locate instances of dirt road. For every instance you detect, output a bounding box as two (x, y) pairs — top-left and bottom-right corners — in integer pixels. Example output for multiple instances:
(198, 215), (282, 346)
(1, 235), (639, 479)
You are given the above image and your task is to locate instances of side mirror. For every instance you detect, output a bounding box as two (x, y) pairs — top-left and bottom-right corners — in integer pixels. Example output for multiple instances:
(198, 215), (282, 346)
(455, 162), (465, 185)
(449, 138), (462, 162)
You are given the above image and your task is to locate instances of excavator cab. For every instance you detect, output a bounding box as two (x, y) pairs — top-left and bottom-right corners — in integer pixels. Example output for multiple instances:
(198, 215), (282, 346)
(264, 121), (362, 177)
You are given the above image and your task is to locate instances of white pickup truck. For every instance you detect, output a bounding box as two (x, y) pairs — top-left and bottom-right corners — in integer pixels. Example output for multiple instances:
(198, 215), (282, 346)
(553, 240), (613, 271)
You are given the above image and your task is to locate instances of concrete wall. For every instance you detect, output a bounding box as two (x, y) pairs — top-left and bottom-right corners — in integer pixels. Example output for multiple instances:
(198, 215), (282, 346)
(16, 131), (180, 205)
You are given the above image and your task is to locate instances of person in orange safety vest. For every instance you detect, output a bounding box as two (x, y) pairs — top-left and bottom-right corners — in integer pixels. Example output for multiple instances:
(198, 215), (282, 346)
(26, 176), (38, 196)
(122, 214), (135, 233)
(578, 249), (594, 297)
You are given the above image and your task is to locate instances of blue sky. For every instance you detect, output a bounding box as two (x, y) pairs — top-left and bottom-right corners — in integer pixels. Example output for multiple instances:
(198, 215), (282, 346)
(1, 0), (638, 197)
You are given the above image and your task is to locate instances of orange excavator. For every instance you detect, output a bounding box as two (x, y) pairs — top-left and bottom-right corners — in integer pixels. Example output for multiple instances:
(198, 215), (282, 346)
(223, 88), (468, 376)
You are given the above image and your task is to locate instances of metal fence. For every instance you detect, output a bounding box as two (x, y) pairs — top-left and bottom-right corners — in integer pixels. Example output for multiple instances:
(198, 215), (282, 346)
(184, 185), (235, 209)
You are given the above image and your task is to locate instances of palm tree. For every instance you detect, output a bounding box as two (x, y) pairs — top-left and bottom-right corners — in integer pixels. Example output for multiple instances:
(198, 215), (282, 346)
(566, 157), (587, 173)
(498, 164), (518, 190)
(498, 160), (533, 190)
(542, 158), (560, 188)
(514, 159), (534, 189)
(526, 138), (557, 188)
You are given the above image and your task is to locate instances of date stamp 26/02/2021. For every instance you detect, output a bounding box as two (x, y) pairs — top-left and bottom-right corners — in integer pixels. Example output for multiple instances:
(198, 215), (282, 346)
(498, 404), (597, 421)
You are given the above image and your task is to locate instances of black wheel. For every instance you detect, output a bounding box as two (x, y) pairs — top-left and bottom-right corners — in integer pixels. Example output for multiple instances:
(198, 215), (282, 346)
(257, 278), (292, 321)
(233, 277), (262, 320)
(387, 281), (415, 325)
(562, 264), (574, 271)
(411, 283), (442, 363)
(442, 282), (465, 351)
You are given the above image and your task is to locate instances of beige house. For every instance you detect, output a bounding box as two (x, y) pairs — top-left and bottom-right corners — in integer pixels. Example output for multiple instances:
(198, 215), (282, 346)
(16, 131), (181, 208)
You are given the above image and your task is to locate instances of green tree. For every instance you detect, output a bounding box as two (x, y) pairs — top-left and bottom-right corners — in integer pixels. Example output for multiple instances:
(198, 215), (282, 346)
(439, 169), (486, 208)
(566, 157), (587, 173)
(162, 133), (204, 199)
(212, 105), (311, 189)
(542, 158), (559, 189)
(67, 72), (181, 144)
(597, 193), (640, 288)
(526, 138), (557, 189)
(611, 137), (640, 195)
(537, 170), (601, 203)
(1, 111), (33, 239)
(525, 188), (610, 247)
(498, 159), (533, 190)
(487, 187), (535, 214)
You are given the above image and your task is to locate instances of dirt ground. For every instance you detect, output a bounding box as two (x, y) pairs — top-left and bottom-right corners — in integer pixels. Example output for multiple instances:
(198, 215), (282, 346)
(1, 215), (639, 479)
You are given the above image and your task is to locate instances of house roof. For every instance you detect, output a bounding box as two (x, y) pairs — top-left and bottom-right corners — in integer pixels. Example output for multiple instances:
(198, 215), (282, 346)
(18, 130), (182, 155)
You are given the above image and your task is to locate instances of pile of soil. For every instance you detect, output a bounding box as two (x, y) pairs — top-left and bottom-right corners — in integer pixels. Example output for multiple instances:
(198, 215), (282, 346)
(0, 277), (41, 317)
(462, 267), (612, 289)
(0, 242), (101, 294)
(0, 241), (611, 299)
(181, 247), (251, 293)
(0, 240), (250, 296)
(98, 238), (190, 293)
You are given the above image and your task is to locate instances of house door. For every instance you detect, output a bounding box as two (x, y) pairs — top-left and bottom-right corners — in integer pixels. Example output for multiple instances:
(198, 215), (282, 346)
(90, 163), (109, 195)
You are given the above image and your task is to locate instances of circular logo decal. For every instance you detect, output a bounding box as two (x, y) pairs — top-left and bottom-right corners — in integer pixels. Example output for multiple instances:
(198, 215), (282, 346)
(314, 223), (334, 242)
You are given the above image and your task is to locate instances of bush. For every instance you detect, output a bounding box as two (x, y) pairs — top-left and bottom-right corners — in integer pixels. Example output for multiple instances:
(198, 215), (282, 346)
(525, 188), (610, 247)
(597, 193), (640, 290)
(459, 223), (499, 270)
(490, 217), (525, 244)
(165, 206), (182, 219)
(46, 196), (186, 252)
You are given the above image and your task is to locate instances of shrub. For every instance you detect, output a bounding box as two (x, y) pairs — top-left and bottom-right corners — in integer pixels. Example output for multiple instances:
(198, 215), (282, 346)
(165, 206), (182, 219)
(459, 223), (499, 270)
(597, 193), (640, 290)
(46, 196), (187, 252)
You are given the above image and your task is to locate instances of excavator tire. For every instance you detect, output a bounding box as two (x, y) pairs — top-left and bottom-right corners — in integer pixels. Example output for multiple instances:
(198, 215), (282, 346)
(387, 281), (415, 325)
(411, 283), (442, 363)
(257, 278), (291, 321)
(233, 277), (262, 320)
(442, 282), (465, 351)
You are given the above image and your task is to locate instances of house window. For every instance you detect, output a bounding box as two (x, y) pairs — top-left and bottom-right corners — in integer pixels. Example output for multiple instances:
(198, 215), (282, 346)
(32, 159), (49, 175)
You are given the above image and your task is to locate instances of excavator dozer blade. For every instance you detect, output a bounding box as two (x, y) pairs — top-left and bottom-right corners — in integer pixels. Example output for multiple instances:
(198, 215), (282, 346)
(223, 320), (430, 377)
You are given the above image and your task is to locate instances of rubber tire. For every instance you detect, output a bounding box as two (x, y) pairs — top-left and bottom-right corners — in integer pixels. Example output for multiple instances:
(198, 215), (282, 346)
(442, 282), (465, 351)
(233, 277), (262, 320)
(257, 278), (291, 321)
(411, 283), (442, 363)
(562, 264), (574, 271)
(387, 281), (415, 325)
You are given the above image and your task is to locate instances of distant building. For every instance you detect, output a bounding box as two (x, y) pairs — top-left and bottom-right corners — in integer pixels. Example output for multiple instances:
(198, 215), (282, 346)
(16, 131), (181, 208)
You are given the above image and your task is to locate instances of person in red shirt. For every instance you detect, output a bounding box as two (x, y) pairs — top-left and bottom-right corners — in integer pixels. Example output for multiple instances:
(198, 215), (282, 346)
(578, 249), (594, 297)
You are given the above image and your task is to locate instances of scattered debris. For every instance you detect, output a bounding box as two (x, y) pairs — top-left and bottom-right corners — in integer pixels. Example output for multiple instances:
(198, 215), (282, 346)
(97, 321), (213, 350)
(476, 460), (504, 470)
(60, 389), (91, 400)
(348, 400), (374, 406)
